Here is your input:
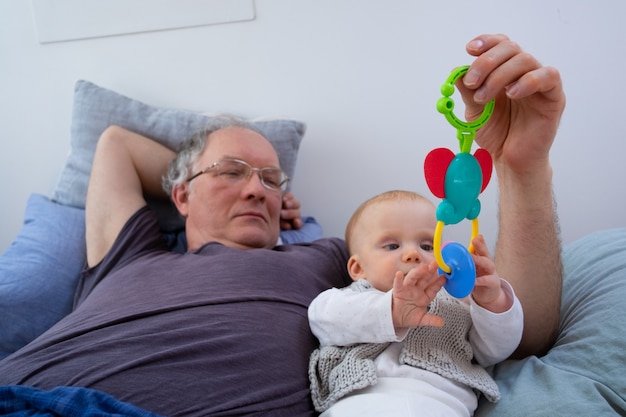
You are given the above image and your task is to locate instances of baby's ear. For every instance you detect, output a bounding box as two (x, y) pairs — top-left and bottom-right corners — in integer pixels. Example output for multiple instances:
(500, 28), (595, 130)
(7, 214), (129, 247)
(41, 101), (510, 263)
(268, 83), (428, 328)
(347, 255), (365, 282)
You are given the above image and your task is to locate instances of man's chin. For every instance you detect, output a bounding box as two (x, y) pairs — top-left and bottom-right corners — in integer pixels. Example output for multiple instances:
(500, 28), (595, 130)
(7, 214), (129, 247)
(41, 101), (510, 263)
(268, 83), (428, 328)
(233, 228), (279, 250)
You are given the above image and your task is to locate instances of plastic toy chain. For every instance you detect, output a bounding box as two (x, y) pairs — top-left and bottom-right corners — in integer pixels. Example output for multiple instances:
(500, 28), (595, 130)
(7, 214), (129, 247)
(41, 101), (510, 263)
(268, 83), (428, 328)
(423, 65), (495, 298)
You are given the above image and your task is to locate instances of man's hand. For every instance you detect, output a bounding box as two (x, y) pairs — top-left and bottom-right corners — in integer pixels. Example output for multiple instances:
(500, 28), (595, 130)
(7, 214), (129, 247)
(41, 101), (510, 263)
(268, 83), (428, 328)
(391, 263), (446, 330)
(458, 34), (565, 176)
(280, 192), (304, 230)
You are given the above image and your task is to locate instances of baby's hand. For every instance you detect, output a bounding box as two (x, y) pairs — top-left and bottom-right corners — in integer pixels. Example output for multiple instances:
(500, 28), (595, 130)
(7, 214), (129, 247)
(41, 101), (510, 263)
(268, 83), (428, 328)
(471, 235), (512, 313)
(392, 262), (446, 329)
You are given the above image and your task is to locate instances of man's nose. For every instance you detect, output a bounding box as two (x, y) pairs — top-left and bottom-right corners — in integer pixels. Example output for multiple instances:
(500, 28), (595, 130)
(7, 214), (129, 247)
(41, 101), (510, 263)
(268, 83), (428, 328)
(241, 170), (267, 196)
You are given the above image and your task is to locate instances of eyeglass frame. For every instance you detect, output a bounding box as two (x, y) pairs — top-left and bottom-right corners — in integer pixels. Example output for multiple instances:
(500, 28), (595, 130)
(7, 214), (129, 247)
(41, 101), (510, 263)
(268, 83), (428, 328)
(185, 158), (290, 192)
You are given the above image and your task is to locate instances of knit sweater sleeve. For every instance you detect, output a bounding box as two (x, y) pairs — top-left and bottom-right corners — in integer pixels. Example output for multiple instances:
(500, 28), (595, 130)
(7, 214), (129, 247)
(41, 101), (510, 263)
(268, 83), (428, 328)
(468, 279), (524, 367)
(308, 283), (401, 346)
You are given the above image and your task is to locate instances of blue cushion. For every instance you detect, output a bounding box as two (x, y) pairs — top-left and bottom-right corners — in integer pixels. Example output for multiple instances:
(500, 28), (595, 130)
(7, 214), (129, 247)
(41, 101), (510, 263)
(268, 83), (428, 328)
(0, 194), (85, 359)
(277, 216), (323, 245)
(476, 228), (626, 415)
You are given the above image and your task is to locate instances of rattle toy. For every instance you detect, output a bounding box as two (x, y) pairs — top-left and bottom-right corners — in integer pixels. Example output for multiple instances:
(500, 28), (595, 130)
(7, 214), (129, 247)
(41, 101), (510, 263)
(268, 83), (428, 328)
(423, 65), (495, 298)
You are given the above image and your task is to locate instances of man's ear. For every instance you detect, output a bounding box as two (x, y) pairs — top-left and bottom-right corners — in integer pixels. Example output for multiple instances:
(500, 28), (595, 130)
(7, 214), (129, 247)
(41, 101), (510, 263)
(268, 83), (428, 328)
(347, 255), (365, 282)
(171, 183), (190, 217)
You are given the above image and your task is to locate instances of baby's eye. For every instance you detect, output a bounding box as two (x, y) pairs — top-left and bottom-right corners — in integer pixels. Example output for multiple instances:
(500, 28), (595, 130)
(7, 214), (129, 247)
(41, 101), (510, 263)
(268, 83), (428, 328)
(383, 243), (400, 251)
(421, 243), (434, 252)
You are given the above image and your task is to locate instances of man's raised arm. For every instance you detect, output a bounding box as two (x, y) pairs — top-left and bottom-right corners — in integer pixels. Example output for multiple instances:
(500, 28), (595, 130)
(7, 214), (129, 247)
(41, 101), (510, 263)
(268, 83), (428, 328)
(85, 125), (175, 267)
(459, 34), (566, 356)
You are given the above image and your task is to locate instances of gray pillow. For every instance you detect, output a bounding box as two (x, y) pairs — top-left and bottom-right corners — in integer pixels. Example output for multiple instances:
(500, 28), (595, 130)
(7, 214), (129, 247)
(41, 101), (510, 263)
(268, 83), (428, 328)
(53, 80), (306, 223)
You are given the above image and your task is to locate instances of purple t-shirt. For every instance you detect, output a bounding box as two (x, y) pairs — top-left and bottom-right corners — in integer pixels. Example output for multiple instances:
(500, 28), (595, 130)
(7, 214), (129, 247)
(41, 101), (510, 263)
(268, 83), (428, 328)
(0, 207), (351, 416)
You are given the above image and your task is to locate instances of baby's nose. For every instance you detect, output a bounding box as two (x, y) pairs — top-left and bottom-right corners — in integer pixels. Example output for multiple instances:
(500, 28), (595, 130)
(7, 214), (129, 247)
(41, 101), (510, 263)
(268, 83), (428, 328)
(402, 249), (422, 263)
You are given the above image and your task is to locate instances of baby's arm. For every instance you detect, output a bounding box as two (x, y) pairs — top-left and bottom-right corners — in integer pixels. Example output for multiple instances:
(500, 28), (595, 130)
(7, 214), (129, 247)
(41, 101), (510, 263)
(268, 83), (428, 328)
(308, 286), (399, 346)
(469, 235), (524, 364)
(469, 281), (524, 366)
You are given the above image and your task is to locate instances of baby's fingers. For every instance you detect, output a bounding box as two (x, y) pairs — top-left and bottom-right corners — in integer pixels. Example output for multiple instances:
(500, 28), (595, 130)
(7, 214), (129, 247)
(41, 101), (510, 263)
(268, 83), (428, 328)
(420, 313), (445, 328)
(471, 234), (491, 257)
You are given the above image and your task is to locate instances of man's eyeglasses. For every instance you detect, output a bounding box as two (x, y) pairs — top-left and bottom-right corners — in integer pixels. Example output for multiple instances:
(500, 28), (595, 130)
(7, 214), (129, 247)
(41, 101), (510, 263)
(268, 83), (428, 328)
(186, 158), (290, 192)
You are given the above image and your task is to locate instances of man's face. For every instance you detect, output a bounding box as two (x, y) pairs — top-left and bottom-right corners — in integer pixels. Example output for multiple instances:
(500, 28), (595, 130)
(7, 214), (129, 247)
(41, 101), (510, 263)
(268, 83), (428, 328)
(175, 127), (283, 251)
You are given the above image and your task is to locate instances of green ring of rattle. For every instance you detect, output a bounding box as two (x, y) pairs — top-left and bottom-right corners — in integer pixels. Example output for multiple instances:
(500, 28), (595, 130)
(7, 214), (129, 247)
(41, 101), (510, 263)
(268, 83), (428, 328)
(436, 65), (495, 134)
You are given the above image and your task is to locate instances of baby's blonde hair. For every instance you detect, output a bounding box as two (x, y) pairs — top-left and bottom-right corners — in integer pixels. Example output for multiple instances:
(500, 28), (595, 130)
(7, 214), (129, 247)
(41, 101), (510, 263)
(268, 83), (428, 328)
(345, 190), (432, 255)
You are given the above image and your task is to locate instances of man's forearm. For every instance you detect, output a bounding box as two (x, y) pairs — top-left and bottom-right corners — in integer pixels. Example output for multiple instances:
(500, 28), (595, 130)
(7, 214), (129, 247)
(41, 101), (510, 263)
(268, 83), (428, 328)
(494, 162), (562, 358)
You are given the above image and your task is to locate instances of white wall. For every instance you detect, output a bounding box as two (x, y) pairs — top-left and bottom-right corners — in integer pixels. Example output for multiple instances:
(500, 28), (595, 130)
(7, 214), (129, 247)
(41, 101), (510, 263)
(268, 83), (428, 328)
(1, 0), (625, 253)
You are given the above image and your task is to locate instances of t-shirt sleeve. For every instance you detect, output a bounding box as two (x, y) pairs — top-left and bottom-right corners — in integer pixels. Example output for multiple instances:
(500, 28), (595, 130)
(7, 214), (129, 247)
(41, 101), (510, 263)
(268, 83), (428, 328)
(73, 206), (167, 308)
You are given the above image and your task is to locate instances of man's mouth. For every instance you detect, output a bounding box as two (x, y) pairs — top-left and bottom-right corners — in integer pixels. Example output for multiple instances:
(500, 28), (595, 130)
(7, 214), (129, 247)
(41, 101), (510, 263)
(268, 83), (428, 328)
(236, 211), (266, 222)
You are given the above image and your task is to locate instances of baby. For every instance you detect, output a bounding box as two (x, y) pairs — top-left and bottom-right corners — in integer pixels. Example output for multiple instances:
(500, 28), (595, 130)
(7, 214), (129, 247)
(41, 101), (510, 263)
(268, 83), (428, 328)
(308, 190), (523, 417)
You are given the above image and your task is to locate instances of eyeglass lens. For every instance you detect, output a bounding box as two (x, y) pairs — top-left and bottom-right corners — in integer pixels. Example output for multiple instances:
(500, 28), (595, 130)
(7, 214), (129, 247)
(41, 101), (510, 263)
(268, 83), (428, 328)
(214, 159), (287, 191)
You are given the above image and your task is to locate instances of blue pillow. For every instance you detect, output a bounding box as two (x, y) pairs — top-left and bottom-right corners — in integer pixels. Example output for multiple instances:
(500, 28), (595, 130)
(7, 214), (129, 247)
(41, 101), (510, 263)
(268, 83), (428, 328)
(0, 194), (86, 359)
(276, 216), (324, 245)
(476, 228), (626, 416)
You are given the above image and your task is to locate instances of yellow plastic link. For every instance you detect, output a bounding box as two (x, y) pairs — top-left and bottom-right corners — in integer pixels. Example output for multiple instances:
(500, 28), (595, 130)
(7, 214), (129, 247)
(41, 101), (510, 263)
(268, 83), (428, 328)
(468, 218), (479, 254)
(435, 219), (479, 273)
(434, 221), (451, 274)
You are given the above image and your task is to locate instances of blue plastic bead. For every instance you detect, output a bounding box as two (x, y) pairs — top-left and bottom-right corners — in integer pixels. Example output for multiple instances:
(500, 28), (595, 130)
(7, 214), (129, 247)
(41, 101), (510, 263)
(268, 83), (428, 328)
(438, 242), (476, 298)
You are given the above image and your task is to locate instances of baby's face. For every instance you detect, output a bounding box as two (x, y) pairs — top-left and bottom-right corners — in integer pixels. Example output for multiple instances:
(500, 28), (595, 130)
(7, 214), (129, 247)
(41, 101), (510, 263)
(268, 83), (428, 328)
(348, 199), (437, 292)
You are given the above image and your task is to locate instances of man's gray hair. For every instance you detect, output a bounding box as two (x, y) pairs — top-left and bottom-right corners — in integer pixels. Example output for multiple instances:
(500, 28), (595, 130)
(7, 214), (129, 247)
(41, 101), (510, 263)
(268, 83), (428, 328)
(162, 115), (265, 197)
